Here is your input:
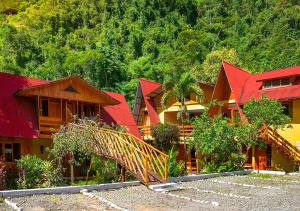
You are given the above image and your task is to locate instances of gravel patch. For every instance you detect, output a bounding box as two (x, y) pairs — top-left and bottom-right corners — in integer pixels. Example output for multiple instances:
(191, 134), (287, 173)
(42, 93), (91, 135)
(3, 174), (299, 211)
(93, 185), (218, 210)
(92, 174), (300, 211)
(0, 202), (13, 211)
(12, 193), (116, 211)
(179, 175), (300, 211)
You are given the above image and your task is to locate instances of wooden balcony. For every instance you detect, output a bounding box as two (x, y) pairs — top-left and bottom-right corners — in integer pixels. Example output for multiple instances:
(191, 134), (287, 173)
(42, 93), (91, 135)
(138, 125), (194, 139)
(39, 116), (62, 139)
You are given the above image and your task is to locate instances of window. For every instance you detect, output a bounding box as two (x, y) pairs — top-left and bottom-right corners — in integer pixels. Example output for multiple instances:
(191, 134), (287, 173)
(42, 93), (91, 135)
(40, 145), (44, 154)
(281, 78), (290, 86)
(41, 99), (49, 116)
(0, 143), (21, 162)
(271, 79), (280, 87)
(282, 102), (292, 118)
(263, 81), (271, 89)
(262, 78), (291, 89)
(13, 143), (21, 160)
(5, 144), (12, 162)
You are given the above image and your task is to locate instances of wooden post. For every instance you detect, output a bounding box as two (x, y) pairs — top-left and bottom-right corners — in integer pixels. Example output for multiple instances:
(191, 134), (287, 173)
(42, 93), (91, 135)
(76, 100), (79, 116)
(60, 99), (63, 122)
(37, 95), (40, 130)
(98, 104), (101, 123)
(121, 166), (126, 182)
(164, 156), (168, 182)
(143, 157), (149, 184)
(70, 164), (74, 184)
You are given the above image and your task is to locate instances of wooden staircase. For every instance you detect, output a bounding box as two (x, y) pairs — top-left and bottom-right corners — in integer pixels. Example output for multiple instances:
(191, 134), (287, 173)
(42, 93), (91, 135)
(263, 126), (300, 165)
(91, 128), (168, 185)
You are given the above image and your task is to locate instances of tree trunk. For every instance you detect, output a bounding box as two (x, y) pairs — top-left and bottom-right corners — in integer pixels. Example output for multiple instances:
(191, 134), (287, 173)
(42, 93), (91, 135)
(70, 164), (74, 184)
(85, 159), (93, 185)
(181, 101), (187, 172)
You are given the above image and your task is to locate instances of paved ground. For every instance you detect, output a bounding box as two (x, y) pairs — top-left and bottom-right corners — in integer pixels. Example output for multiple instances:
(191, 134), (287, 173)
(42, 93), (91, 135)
(1, 174), (299, 210)
(1, 194), (115, 211)
(93, 174), (300, 211)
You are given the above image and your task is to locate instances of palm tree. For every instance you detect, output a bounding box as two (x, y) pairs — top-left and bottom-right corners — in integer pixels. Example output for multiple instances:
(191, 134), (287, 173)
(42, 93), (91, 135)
(161, 71), (203, 171)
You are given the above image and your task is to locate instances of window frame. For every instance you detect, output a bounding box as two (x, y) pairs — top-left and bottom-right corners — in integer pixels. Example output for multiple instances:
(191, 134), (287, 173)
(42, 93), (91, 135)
(262, 77), (291, 89)
(0, 142), (21, 163)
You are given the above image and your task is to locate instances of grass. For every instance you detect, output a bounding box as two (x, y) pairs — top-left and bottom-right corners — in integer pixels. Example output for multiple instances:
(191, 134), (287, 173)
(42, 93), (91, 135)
(248, 173), (272, 178)
(71, 179), (98, 186)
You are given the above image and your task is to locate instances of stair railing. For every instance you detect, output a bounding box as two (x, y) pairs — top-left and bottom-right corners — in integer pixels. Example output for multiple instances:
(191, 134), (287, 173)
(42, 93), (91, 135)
(263, 126), (300, 164)
(92, 128), (168, 184)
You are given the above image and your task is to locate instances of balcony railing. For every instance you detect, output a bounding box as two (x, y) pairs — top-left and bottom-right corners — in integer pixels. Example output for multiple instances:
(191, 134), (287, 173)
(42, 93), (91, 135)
(39, 116), (62, 139)
(138, 125), (194, 139)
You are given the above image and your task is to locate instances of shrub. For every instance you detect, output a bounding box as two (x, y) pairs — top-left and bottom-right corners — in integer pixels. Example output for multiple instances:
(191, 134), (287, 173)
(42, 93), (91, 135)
(151, 123), (180, 151)
(16, 155), (61, 189)
(90, 156), (119, 184)
(191, 110), (245, 173)
(0, 160), (6, 190)
(167, 147), (185, 177)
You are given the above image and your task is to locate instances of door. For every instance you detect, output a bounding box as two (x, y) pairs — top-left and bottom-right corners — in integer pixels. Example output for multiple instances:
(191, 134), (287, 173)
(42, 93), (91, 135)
(254, 147), (267, 170)
(66, 102), (76, 122)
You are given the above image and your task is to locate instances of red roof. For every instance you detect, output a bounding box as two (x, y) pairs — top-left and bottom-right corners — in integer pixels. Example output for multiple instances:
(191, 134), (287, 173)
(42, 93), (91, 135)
(139, 79), (161, 125)
(222, 62), (300, 104)
(0, 72), (140, 139)
(102, 91), (141, 139)
(0, 72), (47, 138)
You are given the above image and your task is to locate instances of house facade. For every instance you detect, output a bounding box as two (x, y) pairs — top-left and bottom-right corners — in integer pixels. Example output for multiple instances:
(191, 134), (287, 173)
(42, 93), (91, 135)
(0, 72), (140, 169)
(133, 78), (214, 172)
(134, 62), (300, 172)
(211, 61), (300, 171)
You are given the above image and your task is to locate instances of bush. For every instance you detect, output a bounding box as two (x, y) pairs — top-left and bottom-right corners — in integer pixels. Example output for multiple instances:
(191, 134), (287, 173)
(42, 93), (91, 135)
(167, 148), (185, 177)
(90, 156), (119, 184)
(191, 110), (245, 173)
(151, 123), (180, 151)
(16, 155), (61, 189)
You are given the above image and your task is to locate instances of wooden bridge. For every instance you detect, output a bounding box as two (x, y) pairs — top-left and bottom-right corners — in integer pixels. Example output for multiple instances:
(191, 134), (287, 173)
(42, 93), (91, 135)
(91, 128), (168, 185)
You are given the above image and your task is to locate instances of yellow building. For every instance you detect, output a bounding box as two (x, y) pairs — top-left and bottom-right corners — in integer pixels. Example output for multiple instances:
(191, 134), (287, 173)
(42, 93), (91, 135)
(211, 61), (300, 172)
(133, 78), (214, 171)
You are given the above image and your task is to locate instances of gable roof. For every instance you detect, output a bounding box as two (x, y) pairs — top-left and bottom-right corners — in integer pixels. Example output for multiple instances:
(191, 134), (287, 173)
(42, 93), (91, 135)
(0, 72), (47, 138)
(219, 61), (300, 104)
(133, 79), (161, 125)
(102, 91), (141, 139)
(16, 76), (119, 105)
(0, 72), (138, 139)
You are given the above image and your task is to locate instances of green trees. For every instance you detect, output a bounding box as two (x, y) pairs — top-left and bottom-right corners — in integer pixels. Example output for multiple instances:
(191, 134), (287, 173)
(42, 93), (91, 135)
(151, 123), (180, 152)
(161, 70), (203, 170)
(191, 110), (244, 172)
(0, 0), (298, 106)
(191, 97), (291, 173)
(50, 118), (97, 184)
(16, 155), (61, 189)
(243, 96), (291, 129)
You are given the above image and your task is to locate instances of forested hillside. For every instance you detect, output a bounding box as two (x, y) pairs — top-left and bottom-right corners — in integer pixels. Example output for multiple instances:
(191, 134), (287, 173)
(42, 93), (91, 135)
(0, 0), (299, 106)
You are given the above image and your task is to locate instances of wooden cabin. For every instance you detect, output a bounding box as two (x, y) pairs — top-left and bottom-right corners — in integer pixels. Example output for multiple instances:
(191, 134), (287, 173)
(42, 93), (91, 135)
(0, 73), (140, 168)
(132, 78), (214, 172)
(211, 61), (300, 171)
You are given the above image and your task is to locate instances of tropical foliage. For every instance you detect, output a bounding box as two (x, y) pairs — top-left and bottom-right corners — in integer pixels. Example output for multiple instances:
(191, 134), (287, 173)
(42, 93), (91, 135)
(167, 147), (185, 177)
(242, 96), (291, 129)
(151, 123), (180, 151)
(191, 110), (244, 172)
(0, 0), (298, 106)
(191, 97), (292, 173)
(16, 155), (61, 189)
